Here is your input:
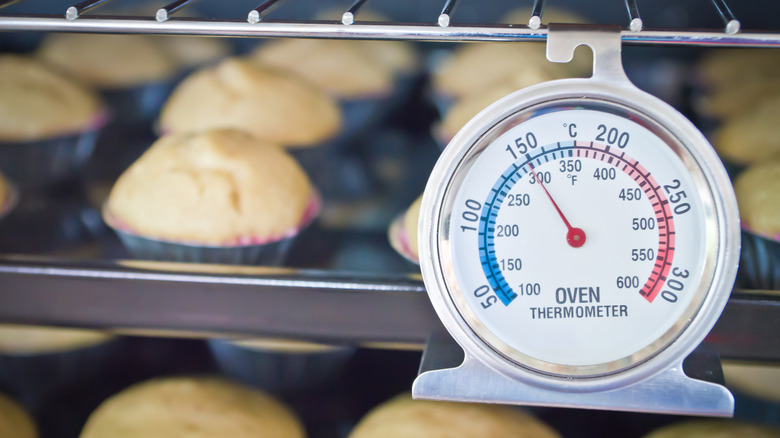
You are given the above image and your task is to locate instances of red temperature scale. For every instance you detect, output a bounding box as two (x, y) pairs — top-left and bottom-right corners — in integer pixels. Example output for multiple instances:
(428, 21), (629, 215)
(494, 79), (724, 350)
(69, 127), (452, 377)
(413, 26), (740, 415)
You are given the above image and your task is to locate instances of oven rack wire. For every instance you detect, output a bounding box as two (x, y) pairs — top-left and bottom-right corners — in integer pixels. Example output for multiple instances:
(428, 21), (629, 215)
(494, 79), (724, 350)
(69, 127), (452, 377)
(0, 0), (779, 46)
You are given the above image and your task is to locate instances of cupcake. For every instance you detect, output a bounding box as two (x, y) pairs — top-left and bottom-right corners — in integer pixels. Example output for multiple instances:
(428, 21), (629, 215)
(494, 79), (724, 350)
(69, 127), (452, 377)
(712, 95), (780, 166)
(734, 159), (780, 289)
(0, 325), (117, 403)
(208, 338), (354, 394)
(388, 195), (421, 264)
(79, 377), (306, 438)
(252, 39), (415, 100)
(0, 171), (17, 220)
(641, 420), (780, 438)
(158, 58), (341, 148)
(723, 362), (780, 403)
(696, 49), (780, 120)
(435, 73), (556, 146)
(0, 55), (105, 188)
(37, 34), (177, 123)
(156, 35), (231, 71)
(250, 19), (417, 147)
(348, 393), (559, 438)
(103, 129), (319, 265)
(0, 391), (36, 438)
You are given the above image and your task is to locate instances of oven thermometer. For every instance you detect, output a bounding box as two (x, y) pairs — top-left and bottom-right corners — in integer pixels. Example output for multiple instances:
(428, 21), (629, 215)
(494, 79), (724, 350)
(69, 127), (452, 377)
(413, 27), (740, 416)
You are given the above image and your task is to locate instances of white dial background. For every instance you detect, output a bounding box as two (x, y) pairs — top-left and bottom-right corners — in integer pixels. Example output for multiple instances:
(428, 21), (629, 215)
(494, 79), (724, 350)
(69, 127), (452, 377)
(448, 109), (709, 370)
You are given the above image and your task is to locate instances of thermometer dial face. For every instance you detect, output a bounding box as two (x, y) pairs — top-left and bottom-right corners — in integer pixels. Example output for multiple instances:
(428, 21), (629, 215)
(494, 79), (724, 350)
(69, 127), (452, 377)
(441, 100), (719, 377)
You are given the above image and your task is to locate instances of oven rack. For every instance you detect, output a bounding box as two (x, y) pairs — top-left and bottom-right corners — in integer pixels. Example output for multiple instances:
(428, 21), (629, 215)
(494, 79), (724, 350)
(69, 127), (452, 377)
(0, 0), (779, 46)
(0, 255), (777, 363)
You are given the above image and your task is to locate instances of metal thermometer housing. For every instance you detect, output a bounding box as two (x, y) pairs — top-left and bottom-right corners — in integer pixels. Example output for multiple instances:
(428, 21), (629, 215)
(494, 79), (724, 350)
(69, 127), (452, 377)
(418, 41), (739, 392)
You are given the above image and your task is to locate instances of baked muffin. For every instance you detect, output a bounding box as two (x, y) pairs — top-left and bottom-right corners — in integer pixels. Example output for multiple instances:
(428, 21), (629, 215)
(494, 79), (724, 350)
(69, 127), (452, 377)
(0, 55), (102, 142)
(0, 325), (117, 402)
(388, 195), (422, 264)
(641, 420), (780, 438)
(723, 362), (780, 402)
(156, 36), (231, 70)
(0, 325), (112, 355)
(0, 392), (36, 438)
(712, 94), (780, 165)
(735, 159), (780, 240)
(348, 393), (559, 438)
(251, 38), (416, 99)
(0, 171), (15, 218)
(437, 72), (556, 144)
(695, 49), (780, 120)
(0, 55), (105, 187)
(432, 9), (589, 102)
(432, 43), (567, 101)
(159, 58), (341, 148)
(734, 159), (780, 289)
(79, 377), (305, 438)
(104, 129), (318, 263)
(37, 34), (176, 89)
(698, 49), (780, 92)
(209, 337), (355, 393)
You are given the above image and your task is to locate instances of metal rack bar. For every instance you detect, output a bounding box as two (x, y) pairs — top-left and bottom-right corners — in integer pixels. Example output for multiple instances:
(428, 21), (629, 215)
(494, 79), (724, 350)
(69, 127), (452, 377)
(0, 0), (24, 10)
(247, 0), (282, 25)
(624, 0), (643, 32)
(156, 0), (200, 23)
(342, 0), (369, 25)
(0, 16), (778, 46)
(65, 0), (112, 21)
(711, 0), (740, 35)
(528, 0), (544, 30)
(0, 257), (440, 346)
(0, 256), (776, 359)
(437, 0), (457, 28)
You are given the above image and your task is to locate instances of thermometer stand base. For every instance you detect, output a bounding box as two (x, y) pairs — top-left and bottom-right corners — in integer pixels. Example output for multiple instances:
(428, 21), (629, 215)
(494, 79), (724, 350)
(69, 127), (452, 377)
(412, 337), (734, 417)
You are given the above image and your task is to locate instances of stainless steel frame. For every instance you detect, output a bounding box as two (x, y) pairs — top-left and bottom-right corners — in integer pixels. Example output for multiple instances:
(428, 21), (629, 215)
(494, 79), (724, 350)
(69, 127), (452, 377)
(414, 26), (741, 416)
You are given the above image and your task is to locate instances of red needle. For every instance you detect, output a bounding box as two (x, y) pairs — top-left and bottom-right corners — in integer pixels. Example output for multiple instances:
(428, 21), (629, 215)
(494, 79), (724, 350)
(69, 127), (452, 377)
(529, 165), (586, 248)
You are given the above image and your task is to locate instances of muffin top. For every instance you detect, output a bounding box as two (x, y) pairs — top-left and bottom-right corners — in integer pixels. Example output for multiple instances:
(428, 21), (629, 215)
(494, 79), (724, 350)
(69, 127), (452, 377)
(105, 129), (316, 245)
(734, 159), (780, 240)
(79, 377), (305, 438)
(0, 55), (102, 142)
(641, 420), (780, 438)
(438, 71), (554, 142)
(348, 394), (559, 438)
(432, 41), (582, 100)
(698, 49), (780, 91)
(696, 72), (780, 120)
(713, 95), (780, 165)
(159, 58), (341, 147)
(0, 325), (112, 354)
(37, 34), (177, 88)
(251, 39), (416, 98)
(402, 196), (422, 260)
(155, 36), (231, 69)
(0, 171), (10, 212)
(723, 362), (780, 402)
(0, 392), (36, 438)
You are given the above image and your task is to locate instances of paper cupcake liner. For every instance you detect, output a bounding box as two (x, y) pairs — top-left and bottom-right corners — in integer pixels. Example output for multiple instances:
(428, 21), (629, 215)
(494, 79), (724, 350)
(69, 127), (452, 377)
(112, 230), (295, 265)
(207, 339), (355, 394)
(0, 337), (122, 406)
(388, 211), (419, 265)
(0, 115), (106, 189)
(738, 229), (780, 290)
(106, 195), (320, 265)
